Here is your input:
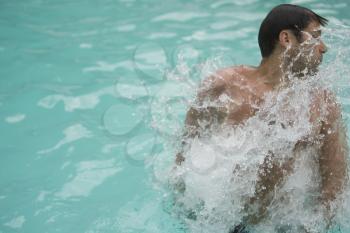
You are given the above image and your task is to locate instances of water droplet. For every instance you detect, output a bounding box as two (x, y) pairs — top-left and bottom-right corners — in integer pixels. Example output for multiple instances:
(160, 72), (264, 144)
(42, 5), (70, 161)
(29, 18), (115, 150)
(151, 96), (187, 137)
(114, 75), (149, 100)
(172, 44), (201, 68)
(103, 103), (143, 136)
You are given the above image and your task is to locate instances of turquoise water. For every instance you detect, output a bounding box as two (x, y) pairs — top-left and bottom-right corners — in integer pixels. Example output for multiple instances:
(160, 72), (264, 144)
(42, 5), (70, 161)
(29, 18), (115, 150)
(1, 0), (350, 232)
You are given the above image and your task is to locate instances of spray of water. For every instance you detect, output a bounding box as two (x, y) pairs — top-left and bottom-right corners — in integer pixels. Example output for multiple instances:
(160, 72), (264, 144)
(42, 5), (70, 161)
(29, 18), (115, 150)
(149, 22), (350, 233)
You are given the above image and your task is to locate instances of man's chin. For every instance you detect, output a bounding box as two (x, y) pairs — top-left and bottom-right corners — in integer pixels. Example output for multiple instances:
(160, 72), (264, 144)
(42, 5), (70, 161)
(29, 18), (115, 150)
(294, 66), (319, 79)
(306, 60), (321, 76)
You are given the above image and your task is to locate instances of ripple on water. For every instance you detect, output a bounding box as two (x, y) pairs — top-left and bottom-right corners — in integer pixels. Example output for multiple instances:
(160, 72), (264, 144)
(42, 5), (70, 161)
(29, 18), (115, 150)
(5, 114), (26, 124)
(116, 24), (136, 32)
(79, 43), (92, 49)
(55, 159), (122, 199)
(4, 215), (26, 229)
(209, 20), (239, 30)
(183, 29), (255, 41)
(133, 42), (168, 82)
(114, 75), (148, 100)
(151, 11), (210, 22)
(37, 124), (92, 155)
(37, 86), (115, 112)
(126, 132), (156, 164)
(115, 195), (179, 233)
(83, 60), (133, 73)
(210, 0), (258, 8)
(146, 32), (177, 40)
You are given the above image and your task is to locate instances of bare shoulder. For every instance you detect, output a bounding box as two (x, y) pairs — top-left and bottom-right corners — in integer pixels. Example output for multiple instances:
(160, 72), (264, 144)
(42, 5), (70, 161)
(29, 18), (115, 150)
(206, 65), (251, 83)
(199, 65), (251, 96)
(323, 89), (342, 126)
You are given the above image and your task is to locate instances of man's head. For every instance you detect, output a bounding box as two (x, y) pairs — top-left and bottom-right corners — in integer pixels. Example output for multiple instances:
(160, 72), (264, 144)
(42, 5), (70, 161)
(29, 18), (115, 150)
(258, 4), (328, 75)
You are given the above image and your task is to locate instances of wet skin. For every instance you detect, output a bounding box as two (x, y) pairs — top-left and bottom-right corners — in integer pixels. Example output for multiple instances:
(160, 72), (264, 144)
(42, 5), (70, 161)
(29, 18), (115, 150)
(175, 21), (348, 227)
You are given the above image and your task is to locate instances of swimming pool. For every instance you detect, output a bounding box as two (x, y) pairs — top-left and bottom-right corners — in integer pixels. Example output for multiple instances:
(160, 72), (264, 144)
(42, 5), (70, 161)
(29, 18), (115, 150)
(1, 0), (350, 232)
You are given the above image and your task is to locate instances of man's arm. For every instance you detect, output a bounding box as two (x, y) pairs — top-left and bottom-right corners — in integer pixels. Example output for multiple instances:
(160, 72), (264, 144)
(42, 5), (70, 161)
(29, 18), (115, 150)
(175, 74), (229, 165)
(319, 94), (348, 207)
(244, 151), (296, 225)
(318, 91), (348, 227)
(172, 73), (230, 198)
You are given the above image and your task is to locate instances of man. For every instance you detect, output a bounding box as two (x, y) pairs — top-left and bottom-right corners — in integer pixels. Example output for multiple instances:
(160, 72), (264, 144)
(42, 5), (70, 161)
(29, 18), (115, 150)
(174, 4), (348, 232)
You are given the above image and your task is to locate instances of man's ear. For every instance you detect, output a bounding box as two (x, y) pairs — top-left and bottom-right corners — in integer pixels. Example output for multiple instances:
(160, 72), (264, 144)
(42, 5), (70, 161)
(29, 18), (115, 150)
(279, 30), (291, 48)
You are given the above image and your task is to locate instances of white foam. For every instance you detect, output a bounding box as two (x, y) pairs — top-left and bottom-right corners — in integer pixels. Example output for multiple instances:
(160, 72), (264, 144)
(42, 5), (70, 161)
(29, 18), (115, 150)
(168, 78), (331, 232)
(152, 24), (350, 232)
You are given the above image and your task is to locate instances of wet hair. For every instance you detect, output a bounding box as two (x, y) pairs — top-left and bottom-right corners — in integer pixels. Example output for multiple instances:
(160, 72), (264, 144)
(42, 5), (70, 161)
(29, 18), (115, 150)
(258, 4), (328, 58)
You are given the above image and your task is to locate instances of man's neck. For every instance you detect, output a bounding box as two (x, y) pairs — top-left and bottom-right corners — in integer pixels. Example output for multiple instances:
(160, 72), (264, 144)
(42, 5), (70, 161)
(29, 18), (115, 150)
(256, 52), (301, 90)
(256, 56), (286, 89)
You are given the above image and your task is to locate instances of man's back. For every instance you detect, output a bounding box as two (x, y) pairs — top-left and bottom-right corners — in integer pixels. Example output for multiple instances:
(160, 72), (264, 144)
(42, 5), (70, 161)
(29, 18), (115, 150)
(182, 66), (265, 137)
(175, 65), (347, 229)
(179, 65), (326, 143)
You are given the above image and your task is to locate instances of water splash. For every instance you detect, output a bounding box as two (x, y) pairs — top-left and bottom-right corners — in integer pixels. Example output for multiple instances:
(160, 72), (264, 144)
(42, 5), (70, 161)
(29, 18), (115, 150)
(149, 23), (350, 233)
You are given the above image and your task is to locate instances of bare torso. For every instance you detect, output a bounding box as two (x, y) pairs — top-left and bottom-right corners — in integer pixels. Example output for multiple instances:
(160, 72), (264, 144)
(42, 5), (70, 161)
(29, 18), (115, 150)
(176, 65), (347, 227)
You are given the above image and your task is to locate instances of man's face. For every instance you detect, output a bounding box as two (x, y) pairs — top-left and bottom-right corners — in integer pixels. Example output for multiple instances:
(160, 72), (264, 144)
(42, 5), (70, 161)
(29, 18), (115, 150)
(285, 21), (327, 76)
